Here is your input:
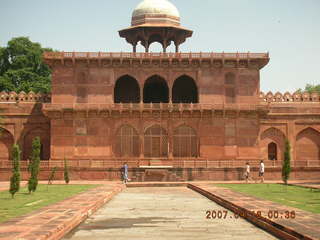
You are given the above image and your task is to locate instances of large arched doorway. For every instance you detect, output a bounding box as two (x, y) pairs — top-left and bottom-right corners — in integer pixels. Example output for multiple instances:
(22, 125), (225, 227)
(260, 128), (286, 161)
(23, 128), (50, 160)
(144, 125), (168, 157)
(143, 75), (169, 103)
(172, 75), (198, 103)
(173, 125), (198, 157)
(0, 128), (14, 160)
(114, 75), (140, 103)
(296, 128), (320, 160)
(115, 125), (140, 157)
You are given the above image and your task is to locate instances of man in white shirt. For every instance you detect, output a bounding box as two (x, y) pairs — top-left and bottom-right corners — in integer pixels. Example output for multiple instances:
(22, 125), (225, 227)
(259, 160), (265, 183)
(245, 162), (250, 183)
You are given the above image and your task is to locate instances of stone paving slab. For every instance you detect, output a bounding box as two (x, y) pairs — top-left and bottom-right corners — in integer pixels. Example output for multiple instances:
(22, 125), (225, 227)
(63, 187), (279, 240)
(0, 183), (125, 240)
(189, 183), (320, 240)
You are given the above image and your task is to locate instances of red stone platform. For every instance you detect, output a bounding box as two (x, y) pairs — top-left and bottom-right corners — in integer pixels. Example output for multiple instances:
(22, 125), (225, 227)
(188, 183), (320, 240)
(0, 182), (124, 240)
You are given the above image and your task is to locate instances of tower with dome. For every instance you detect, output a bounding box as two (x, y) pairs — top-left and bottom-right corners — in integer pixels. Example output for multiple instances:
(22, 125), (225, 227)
(0, 0), (319, 182)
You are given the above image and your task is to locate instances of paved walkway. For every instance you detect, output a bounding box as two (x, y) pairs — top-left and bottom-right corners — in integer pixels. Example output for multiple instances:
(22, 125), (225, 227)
(191, 183), (320, 240)
(63, 187), (278, 240)
(0, 183), (124, 240)
(0, 180), (319, 239)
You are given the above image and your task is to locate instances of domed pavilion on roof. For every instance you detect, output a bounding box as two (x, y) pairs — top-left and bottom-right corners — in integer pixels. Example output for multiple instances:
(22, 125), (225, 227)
(119, 0), (192, 52)
(0, 0), (319, 182)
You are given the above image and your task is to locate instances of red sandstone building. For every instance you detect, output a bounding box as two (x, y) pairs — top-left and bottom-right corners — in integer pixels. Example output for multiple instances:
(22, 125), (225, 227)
(0, 0), (319, 181)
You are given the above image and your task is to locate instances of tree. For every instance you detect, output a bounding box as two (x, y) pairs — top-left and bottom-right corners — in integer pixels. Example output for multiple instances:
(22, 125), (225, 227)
(0, 37), (52, 93)
(282, 139), (291, 185)
(297, 84), (320, 94)
(48, 167), (57, 185)
(64, 158), (70, 184)
(9, 144), (21, 198)
(28, 137), (41, 193)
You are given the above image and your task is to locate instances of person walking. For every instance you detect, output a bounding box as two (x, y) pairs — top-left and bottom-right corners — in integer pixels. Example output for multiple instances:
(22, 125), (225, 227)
(259, 160), (265, 183)
(245, 162), (251, 183)
(122, 162), (129, 184)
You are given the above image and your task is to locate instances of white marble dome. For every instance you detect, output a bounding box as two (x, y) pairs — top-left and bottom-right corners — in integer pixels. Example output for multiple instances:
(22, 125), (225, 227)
(132, 0), (180, 26)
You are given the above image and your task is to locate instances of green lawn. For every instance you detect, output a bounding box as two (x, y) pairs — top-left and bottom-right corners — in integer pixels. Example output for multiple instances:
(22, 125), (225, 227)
(0, 184), (98, 223)
(215, 184), (320, 214)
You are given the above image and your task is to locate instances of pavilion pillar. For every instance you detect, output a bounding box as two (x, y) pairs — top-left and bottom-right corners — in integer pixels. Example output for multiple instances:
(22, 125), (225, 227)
(175, 42), (179, 53)
(162, 39), (168, 53)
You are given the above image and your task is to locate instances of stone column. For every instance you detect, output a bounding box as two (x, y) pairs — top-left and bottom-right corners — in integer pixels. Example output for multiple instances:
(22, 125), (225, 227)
(162, 39), (168, 53)
(175, 44), (179, 53)
(168, 69), (172, 104)
(145, 42), (150, 53)
(139, 119), (144, 159)
(168, 119), (173, 158)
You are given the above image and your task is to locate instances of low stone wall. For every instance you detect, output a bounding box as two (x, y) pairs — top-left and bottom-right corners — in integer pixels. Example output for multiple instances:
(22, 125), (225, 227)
(1, 166), (319, 182)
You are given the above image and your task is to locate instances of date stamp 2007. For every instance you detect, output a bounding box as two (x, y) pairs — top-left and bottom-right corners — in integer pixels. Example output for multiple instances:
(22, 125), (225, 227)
(206, 210), (296, 220)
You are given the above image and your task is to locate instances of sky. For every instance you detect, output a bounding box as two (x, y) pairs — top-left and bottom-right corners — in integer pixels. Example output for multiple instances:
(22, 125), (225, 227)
(0, 0), (319, 92)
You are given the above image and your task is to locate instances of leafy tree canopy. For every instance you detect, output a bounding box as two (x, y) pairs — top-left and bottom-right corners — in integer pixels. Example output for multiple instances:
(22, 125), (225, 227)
(297, 84), (320, 94)
(0, 37), (52, 93)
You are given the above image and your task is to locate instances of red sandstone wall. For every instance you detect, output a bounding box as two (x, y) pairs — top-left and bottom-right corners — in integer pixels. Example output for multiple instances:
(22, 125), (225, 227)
(49, 114), (263, 161)
(51, 66), (114, 104)
(51, 63), (260, 105)
(0, 102), (50, 161)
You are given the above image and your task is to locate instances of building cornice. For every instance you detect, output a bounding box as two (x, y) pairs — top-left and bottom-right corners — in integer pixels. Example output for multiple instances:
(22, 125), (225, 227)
(43, 52), (270, 70)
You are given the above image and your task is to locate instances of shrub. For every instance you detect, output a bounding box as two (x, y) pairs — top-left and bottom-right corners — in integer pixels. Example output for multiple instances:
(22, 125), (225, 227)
(64, 158), (70, 184)
(48, 167), (57, 185)
(28, 137), (41, 193)
(282, 139), (291, 185)
(9, 144), (21, 198)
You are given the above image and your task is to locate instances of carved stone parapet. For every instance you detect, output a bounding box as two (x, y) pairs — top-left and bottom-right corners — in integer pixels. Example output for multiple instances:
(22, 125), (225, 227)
(0, 91), (51, 103)
(260, 91), (320, 103)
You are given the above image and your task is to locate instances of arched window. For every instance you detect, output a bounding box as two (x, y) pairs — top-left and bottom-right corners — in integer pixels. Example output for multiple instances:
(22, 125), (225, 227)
(115, 125), (140, 157)
(173, 125), (198, 157)
(114, 75), (140, 103)
(172, 75), (198, 103)
(225, 72), (236, 103)
(296, 128), (320, 160)
(268, 142), (277, 160)
(144, 125), (168, 157)
(143, 75), (169, 103)
(0, 128), (14, 160)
